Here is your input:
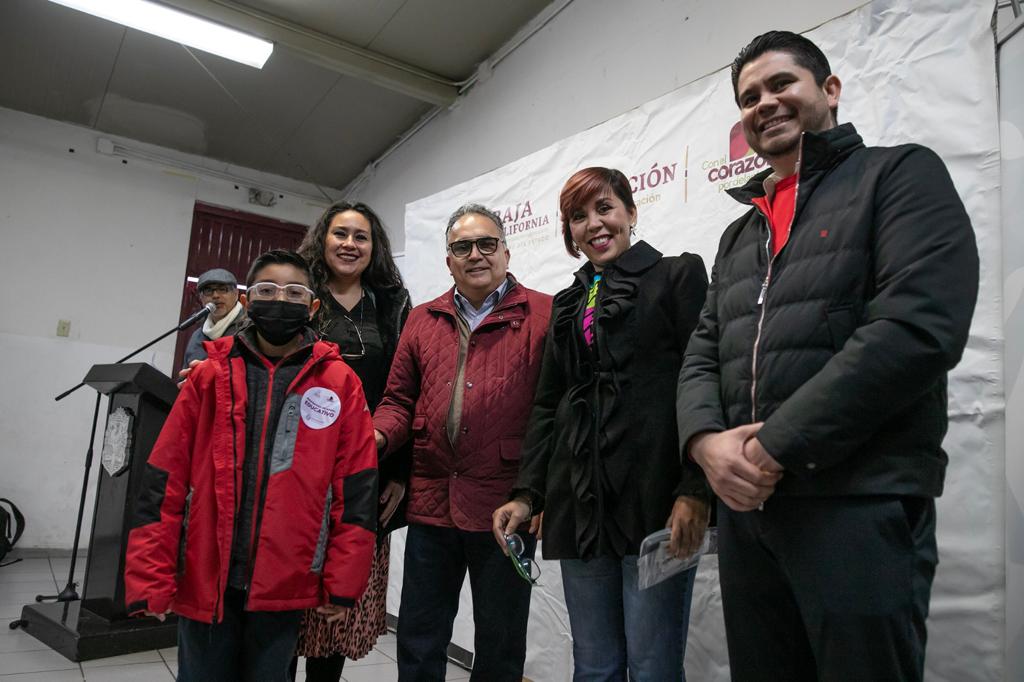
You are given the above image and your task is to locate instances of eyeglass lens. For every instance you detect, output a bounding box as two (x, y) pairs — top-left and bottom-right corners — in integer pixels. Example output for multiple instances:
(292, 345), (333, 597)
(449, 237), (499, 258)
(505, 533), (540, 585)
(200, 284), (233, 296)
(506, 533), (525, 556)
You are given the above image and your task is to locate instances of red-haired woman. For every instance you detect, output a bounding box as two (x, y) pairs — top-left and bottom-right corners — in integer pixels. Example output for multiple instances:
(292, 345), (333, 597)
(493, 167), (709, 680)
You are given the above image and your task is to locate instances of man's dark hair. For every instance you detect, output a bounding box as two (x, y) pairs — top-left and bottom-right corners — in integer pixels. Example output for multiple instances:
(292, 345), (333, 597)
(731, 31), (832, 104)
(246, 249), (312, 287)
(445, 203), (506, 240)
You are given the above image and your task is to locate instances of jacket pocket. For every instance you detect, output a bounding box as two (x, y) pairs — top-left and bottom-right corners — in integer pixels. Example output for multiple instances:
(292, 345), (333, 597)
(270, 394), (302, 475)
(499, 436), (523, 463)
(311, 486), (332, 574)
(176, 487), (193, 576)
(825, 304), (859, 352)
(412, 415), (427, 443)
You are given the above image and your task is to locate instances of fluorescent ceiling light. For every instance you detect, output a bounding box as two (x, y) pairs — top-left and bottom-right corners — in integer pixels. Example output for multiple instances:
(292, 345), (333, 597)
(49, 0), (274, 69)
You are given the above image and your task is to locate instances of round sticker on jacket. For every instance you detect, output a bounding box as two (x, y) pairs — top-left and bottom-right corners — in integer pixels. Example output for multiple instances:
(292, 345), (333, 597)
(300, 387), (340, 429)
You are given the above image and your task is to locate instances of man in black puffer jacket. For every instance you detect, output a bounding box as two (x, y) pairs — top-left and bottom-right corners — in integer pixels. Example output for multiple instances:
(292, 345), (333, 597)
(676, 31), (979, 682)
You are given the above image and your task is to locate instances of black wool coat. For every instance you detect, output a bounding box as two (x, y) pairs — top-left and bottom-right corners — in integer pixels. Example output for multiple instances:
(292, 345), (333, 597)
(514, 241), (709, 560)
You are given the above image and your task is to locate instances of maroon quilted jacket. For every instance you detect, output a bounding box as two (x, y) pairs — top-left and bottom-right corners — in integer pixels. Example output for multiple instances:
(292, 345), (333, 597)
(374, 279), (552, 531)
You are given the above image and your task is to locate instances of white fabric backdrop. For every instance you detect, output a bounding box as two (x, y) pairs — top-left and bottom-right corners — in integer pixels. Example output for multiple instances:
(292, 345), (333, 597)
(389, 1), (1004, 679)
(999, 16), (1024, 682)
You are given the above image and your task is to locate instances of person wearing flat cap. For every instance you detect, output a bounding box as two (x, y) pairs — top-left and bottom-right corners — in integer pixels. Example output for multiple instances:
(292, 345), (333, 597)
(182, 268), (247, 369)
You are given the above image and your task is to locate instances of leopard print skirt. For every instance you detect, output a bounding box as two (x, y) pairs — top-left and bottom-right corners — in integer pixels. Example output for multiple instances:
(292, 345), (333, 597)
(295, 536), (391, 660)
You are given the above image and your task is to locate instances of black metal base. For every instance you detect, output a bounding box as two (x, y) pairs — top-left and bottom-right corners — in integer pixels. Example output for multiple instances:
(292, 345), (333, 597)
(35, 581), (81, 604)
(17, 601), (177, 662)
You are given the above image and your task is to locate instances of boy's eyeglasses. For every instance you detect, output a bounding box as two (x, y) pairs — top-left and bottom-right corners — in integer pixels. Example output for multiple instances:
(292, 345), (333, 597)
(505, 533), (541, 586)
(247, 282), (314, 304)
(447, 237), (502, 259)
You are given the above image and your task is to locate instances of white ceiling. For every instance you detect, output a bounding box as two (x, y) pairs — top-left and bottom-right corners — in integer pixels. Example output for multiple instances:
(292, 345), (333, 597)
(0, 0), (551, 191)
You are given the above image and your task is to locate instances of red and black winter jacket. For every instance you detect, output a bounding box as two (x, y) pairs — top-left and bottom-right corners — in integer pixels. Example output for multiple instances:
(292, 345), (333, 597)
(125, 334), (378, 623)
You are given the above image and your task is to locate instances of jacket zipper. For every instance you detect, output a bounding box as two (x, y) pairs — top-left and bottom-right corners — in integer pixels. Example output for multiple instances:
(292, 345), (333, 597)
(311, 484), (333, 573)
(242, 361), (277, 606)
(750, 174), (800, 422)
(213, 355), (242, 624)
(243, 351), (329, 604)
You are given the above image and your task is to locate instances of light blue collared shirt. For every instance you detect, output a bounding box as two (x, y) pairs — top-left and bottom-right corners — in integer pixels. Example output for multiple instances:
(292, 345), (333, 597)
(453, 277), (512, 331)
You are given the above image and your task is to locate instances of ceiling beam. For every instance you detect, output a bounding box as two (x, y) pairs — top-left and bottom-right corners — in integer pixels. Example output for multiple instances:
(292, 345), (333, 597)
(160, 0), (459, 106)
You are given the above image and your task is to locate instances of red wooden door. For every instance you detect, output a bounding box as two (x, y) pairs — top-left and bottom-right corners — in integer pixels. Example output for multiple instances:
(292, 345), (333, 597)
(173, 202), (310, 372)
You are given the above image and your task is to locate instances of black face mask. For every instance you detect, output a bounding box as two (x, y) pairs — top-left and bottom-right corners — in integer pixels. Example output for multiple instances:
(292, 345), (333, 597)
(246, 300), (310, 346)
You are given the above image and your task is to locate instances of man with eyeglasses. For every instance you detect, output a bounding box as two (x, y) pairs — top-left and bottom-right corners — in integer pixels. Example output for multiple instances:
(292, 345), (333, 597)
(182, 268), (247, 369)
(373, 204), (552, 682)
(126, 249), (378, 682)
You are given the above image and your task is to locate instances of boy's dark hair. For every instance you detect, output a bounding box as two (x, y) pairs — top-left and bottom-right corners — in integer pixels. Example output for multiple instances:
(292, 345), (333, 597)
(246, 249), (312, 287)
(731, 31), (832, 103)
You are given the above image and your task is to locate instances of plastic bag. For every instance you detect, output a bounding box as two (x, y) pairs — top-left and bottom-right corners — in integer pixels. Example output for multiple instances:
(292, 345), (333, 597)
(637, 527), (718, 590)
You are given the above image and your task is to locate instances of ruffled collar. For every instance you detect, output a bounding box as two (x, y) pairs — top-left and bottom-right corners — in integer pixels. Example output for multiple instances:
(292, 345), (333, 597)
(557, 240), (663, 327)
(551, 240), (665, 558)
(565, 239), (659, 287)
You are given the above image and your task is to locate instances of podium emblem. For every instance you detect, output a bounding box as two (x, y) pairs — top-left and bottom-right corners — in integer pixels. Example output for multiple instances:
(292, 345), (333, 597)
(101, 407), (135, 477)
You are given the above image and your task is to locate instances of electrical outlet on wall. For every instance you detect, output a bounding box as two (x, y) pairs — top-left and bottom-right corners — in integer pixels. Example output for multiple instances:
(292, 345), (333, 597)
(56, 319), (71, 337)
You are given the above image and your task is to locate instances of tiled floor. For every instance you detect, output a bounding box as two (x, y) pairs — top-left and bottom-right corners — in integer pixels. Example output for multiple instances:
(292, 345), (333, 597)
(0, 551), (471, 681)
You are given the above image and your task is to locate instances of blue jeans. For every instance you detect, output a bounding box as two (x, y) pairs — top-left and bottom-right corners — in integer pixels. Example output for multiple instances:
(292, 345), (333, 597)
(561, 555), (697, 681)
(396, 524), (534, 682)
(177, 586), (302, 682)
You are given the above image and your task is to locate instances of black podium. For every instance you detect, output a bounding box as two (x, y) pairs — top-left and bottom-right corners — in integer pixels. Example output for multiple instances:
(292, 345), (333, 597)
(19, 363), (180, 661)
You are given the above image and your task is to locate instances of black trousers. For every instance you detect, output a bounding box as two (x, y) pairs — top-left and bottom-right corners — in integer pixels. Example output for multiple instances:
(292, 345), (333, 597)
(396, 523), (534, 682)
(717, 495), (937, 682)
(288, 653), (345, 682)
(177, 586), (302, 682)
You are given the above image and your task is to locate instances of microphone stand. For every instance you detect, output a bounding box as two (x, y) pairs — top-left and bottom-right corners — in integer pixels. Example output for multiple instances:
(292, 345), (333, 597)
(35, 305), (213, 604)
(55, 304), (213, 402)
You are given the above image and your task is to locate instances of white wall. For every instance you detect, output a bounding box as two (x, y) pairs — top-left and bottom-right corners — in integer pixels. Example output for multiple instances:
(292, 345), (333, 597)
(1000, 17), (1024, 681)
(0, 106), (330, 548)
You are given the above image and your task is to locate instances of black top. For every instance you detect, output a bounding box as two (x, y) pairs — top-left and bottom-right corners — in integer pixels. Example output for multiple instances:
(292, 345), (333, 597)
(315, 285), (413, 536)
(320, 292), (387, 410)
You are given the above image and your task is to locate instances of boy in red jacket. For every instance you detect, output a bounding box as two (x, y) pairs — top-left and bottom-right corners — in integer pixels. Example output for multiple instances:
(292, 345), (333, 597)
(125, 249), (378, 681)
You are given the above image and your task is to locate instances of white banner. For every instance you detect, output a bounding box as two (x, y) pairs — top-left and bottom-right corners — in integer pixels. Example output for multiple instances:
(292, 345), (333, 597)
(999, 14), (1024, 681)
(395, 1), (1003, 679)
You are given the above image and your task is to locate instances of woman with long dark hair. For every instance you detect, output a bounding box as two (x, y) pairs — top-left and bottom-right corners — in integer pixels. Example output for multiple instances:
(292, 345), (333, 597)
(290, 200), (411, 682)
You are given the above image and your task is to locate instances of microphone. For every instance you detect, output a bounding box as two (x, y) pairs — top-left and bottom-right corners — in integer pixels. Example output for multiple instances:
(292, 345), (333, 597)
(177, 302), (216, 331)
